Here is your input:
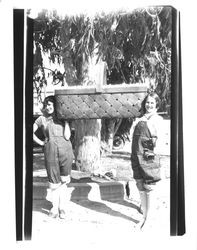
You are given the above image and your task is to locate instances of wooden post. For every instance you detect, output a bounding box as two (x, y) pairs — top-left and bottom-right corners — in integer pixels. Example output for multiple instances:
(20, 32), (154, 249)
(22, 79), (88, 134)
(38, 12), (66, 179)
(95, 61), (106, 93)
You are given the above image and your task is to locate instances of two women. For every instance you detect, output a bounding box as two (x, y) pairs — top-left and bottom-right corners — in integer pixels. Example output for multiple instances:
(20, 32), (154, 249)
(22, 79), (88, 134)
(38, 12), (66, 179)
(33, 92), (163, 228)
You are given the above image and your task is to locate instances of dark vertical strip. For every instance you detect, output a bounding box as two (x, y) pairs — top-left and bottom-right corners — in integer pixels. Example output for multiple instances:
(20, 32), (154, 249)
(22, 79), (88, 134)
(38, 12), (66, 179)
(14, 9), (24, 241)
(170, 7), (178, 236)
(170, 8), (185, 236)
(24, 16), (34, 240)
(177, 14), (185, 235)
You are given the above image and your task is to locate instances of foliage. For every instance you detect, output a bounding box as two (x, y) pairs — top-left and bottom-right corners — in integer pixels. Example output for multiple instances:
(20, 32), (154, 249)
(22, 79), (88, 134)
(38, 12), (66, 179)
(32, 6), (172, 112)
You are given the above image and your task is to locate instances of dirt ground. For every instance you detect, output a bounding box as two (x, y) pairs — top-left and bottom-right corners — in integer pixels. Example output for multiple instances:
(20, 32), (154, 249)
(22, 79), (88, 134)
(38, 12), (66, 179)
(33, 146), (170, 184)
(32, 145), (170, 239)
(32, 121), (170, 238)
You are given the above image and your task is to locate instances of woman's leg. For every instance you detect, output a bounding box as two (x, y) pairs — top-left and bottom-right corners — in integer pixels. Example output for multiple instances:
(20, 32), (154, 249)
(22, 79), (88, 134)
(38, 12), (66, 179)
(136, 179), (152, 229)
(48, 182), (61, 218)
(58, 140), (73, 219)
(44, 141), (62, 217)
(139, 191), (150, 228)
(59, 176), (71, 219)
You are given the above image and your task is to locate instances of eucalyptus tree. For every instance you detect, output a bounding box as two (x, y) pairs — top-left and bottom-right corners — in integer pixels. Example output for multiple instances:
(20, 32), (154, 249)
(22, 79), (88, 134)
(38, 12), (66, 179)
(32, 6), (172, 173)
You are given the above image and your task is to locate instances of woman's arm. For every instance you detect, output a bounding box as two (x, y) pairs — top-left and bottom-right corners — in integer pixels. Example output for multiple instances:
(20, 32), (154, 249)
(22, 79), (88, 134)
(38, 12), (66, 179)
(33, 123), (45, 146)
(64, 121), (71, 140)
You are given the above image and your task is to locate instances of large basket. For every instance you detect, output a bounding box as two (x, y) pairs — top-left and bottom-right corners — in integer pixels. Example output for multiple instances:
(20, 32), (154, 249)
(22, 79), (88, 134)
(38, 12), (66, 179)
(55, 84), (147, 120)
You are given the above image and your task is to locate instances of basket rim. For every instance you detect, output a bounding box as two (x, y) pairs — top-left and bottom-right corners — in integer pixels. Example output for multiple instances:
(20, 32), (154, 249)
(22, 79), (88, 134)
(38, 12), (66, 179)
(55, 83), (148, 95)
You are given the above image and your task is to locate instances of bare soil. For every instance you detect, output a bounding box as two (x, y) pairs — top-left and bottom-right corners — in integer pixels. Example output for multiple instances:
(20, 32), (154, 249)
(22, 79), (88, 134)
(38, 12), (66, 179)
(33, 147), (170, 184)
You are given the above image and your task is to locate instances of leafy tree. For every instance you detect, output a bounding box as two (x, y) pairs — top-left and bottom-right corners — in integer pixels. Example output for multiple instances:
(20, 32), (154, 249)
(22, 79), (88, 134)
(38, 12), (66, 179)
(32, 6), (172, 172)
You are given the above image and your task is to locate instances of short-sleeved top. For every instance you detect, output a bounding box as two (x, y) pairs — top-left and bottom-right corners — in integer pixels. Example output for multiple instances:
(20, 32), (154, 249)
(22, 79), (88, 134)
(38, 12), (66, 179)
(35, 115), (65, 140)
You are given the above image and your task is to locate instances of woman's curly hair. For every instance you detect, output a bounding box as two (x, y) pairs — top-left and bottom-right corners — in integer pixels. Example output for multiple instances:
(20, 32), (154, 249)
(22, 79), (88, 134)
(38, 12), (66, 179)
(42, 95), (58, 117)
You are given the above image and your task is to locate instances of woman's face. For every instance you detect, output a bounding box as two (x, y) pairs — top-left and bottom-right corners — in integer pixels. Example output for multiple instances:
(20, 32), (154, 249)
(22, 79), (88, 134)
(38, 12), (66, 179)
(145, 96), (157, 114)
(45, 101), (54, 115)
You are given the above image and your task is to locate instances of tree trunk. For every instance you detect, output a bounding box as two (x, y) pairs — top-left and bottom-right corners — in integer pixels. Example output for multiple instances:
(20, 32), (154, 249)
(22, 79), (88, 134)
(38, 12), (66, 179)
(60, 23), (79, 86)
(101, 119), (115, 153)
(101, 118), (123, 154)
(61, 24), (104, 173)
(73, 119), (101, 173)
(72, 59), (105, 173)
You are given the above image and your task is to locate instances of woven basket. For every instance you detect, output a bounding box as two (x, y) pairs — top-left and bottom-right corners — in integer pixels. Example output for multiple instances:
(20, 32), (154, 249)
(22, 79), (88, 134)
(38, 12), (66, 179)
(55, 84), (147, 120)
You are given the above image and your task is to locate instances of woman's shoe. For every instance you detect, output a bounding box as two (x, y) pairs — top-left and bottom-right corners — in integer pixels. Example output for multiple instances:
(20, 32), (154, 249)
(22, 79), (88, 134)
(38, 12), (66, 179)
(135, 218), (146, 231)
(59, 209), (66, 219)
(48, 210), (59, 218)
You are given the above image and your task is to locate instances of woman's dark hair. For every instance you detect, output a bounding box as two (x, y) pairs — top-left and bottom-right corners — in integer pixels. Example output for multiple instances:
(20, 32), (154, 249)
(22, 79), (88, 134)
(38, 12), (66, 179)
(42, 95), (64, 124)
(43, 95), (56, 108)
(43, 95), (57, 116)
(141, 92), (161, 114)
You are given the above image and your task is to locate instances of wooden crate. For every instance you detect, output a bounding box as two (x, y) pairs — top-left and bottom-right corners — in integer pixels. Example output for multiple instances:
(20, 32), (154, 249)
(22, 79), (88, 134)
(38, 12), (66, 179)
(55, 84), (147, 120)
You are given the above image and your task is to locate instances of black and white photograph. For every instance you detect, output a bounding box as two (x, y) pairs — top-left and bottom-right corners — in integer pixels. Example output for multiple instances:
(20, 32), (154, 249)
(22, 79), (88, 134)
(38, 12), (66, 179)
(1, 0), (197, 249)
(31, 6), (172, 239)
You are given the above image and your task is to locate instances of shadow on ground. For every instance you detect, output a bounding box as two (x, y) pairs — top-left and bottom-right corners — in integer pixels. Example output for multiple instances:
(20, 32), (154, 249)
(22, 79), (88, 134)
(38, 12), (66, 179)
(33, 197), (140, 224)
(72, 199), (140, 224)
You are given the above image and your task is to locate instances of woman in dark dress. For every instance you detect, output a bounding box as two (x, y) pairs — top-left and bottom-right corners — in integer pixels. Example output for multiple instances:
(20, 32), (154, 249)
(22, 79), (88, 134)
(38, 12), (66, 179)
(131, 92), (163, 229)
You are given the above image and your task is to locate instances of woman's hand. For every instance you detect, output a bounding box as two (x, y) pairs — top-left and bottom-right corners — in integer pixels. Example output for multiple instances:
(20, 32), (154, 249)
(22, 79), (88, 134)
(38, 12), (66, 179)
(33, 123), (45, 146)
